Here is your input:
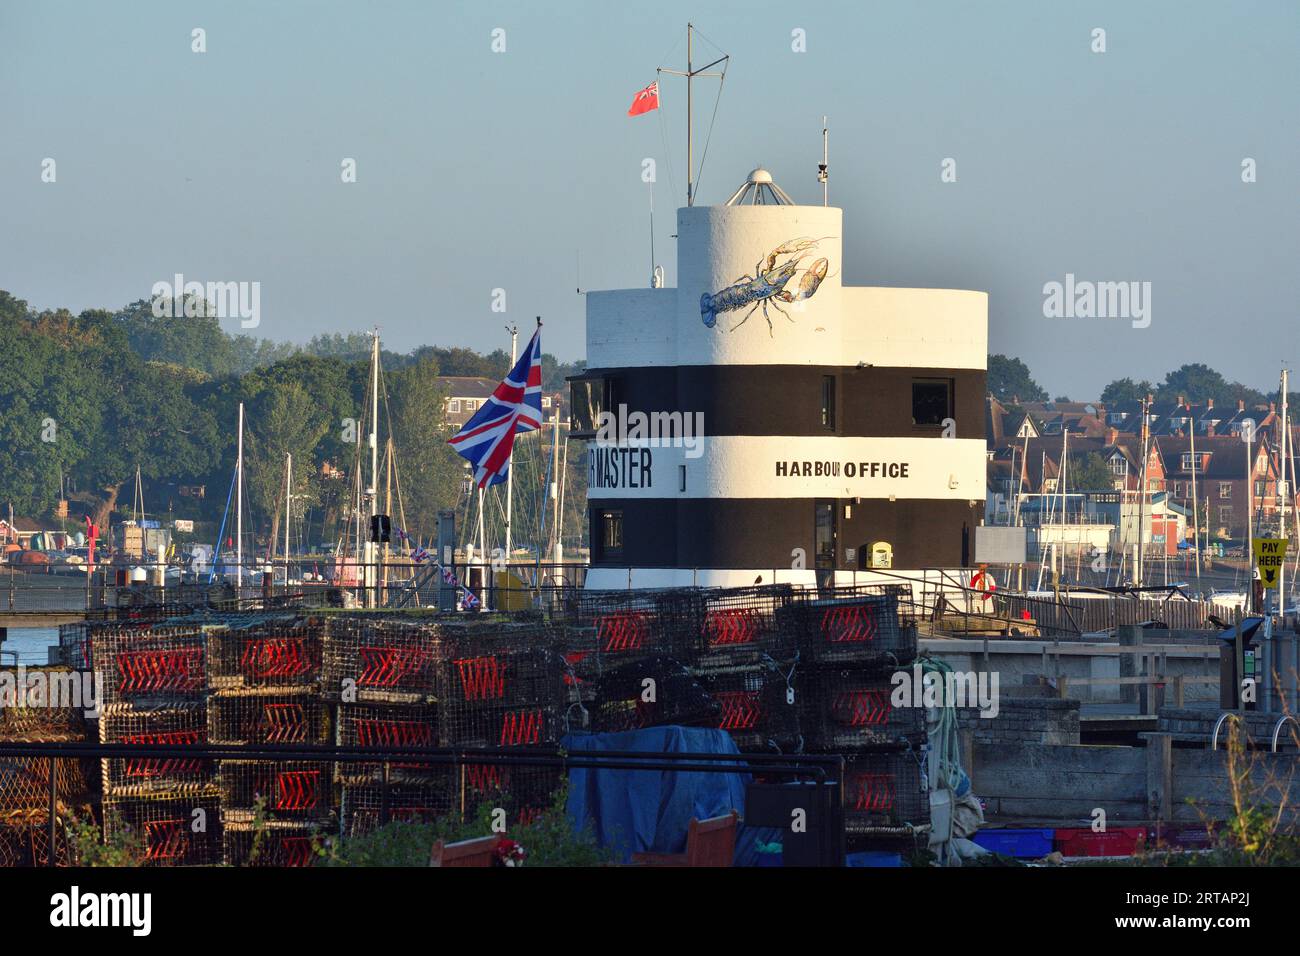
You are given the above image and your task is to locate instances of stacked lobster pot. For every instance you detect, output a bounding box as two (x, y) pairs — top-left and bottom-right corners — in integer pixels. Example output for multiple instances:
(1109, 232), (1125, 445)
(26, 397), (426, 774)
(588, 654), (717, 733)
(691, 587), (802, 754)
(781, 586), (928, 835)
(559, 588), (702, 668)
(92, 618), (223, 866)
(326, 616), (449, 840)
(437, 623), (571, 826)
(579, 589), (708, 734)
(576, 586), (806, 755)
(207, 614), (331, 866)
(564, 588), (708, 732)
(0, 666), (94, 866)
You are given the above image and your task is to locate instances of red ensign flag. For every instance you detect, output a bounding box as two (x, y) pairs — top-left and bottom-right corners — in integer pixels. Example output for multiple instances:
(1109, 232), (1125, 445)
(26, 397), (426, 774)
(627, 80), (659, 116)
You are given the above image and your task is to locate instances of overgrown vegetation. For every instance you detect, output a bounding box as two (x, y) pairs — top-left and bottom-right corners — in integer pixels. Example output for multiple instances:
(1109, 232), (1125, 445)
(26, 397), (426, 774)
(1167, 715), (1300, 866)
(321, 783), (611, 867)
(66, 810), (146, 867)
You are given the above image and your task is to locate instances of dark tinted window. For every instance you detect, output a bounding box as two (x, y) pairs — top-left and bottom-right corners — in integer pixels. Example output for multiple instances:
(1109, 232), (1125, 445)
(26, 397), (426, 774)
(912, 379), (953, 427)
(569, 377), (605, 434)
(814, 500), (836, 567)
(821, 375), (836, 430)
(599, 510), (624, 557)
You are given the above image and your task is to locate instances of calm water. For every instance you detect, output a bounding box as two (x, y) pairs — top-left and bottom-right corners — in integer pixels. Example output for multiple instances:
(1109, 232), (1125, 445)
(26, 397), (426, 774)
(0, 627), (59, 664)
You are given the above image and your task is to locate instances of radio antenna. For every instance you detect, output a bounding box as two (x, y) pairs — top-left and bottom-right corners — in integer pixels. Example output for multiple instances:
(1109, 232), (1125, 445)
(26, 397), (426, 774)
(648, 181), (657, 287)
(819, 116), (829, 206)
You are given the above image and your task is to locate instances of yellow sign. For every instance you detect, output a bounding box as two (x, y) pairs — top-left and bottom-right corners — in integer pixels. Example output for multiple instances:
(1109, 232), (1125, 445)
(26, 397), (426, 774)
(1253, 538), (1288, 589)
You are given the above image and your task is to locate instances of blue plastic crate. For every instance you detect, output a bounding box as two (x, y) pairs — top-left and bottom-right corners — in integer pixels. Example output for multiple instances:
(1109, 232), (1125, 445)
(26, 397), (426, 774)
(846, 850), (902, 867)
(973, 828), (1054, 858)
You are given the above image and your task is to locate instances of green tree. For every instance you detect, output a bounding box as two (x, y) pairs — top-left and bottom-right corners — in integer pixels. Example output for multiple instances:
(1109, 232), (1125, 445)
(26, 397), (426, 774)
(1069, 452), (1118, 492)
(385, 356), (462, 542)
(1100, 377), (1154, 405)
(1154, 363), (1230, 404)
(243, 381), (332, 553)
(987, 354), (1048, 403)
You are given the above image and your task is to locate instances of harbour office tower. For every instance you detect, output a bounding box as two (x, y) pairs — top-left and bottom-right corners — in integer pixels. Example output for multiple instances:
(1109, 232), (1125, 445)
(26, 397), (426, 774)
(571, 168), (987, 591)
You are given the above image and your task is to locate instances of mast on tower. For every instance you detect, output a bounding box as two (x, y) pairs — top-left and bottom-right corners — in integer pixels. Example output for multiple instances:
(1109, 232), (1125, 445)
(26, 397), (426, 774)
(658, 23), (728, 207)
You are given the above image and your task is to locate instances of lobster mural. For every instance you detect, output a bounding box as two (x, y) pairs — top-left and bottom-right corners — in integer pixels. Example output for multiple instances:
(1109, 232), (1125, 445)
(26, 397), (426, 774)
(700, 237), (831, 334)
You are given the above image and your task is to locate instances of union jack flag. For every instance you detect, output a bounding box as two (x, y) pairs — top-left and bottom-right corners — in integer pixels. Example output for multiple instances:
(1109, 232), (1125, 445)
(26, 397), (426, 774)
(447, 327), (544, 488)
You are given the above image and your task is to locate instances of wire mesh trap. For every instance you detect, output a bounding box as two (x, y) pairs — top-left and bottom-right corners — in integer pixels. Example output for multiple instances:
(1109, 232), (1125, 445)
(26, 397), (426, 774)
(589, 655), (717, 733)
(99, 702), (214, 798)
(103, 793), (223, 866)
(207, 614), (326, 691)
(322, 617), (443, 704)
(92, 624), (209, 707)
(222, 820), (329, 867)
(336, 703), (442, 785)
(797, 666), (925, 750)
(218, 759), (335, 824)
(840, 749), (927, 832)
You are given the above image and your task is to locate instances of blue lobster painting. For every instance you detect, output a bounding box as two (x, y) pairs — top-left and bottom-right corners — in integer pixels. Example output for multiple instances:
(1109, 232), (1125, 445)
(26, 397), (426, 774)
(700, 237), (830, 334)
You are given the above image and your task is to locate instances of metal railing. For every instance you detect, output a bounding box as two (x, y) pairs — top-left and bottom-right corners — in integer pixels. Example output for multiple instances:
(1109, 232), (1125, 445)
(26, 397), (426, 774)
(0, 561), (592, 617)
(0, 558), (1228, 641)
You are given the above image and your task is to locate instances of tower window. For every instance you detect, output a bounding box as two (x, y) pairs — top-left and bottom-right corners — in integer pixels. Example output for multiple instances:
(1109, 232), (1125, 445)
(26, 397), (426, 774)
(821, 375), (837, 430)
(568, 375), (622, 437)
(912, 378), (953, 428)
(598, 510), (624, 559)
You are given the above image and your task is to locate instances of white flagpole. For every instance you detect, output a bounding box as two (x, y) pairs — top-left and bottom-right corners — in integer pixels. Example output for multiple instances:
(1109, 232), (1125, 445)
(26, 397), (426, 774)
(504, 324), (518, 570)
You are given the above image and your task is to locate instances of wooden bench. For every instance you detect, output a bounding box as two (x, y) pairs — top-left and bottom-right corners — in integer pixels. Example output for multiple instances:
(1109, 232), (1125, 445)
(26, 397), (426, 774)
(630, 810), (738, 867)
(430, 835), (499, 867)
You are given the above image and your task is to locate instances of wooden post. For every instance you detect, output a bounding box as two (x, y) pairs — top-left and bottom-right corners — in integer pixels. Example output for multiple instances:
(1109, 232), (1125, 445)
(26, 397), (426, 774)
(1118, 625), (1141, 707)
(959, 728), (976, 788)
(1174, 674), (1185, 708)
(1145, 732), (1173, 822)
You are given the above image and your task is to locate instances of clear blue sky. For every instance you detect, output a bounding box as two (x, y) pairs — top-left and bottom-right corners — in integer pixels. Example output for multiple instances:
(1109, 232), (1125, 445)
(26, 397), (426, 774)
(1, 0), (1296, 398)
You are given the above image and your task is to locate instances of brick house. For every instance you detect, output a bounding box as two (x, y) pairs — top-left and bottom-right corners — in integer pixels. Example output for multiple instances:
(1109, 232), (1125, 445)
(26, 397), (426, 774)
(1157, 435), (1278, 540)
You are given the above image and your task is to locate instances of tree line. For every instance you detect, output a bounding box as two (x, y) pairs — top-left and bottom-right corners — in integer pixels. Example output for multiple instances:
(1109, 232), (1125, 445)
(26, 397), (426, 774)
(0, 290), (587, 551)
(988, 354), (1291, 411)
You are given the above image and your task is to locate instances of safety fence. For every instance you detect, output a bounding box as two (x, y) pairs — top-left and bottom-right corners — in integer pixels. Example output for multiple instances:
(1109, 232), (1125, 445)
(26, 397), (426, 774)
(0, 561), (590, 615)
(1, 559), (1221, 643)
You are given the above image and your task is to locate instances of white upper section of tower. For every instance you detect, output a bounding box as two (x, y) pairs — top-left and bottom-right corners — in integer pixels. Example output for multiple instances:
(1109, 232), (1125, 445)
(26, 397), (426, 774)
(586, 172), (987, 370)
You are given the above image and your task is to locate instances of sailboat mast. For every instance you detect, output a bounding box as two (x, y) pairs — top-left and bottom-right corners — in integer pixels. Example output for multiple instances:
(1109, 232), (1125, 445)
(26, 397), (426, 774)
(284, 452), (292, 583)
(1190, 411), (1201, 595)
(1136, 394), (1150, 588)
(236, 402), (244, 589)
(369, 332), (379, 517)
(1246, 424), (1254, 613)
(551, 409), (562, 565)
(366, 331), (380, 606)
(1279, 367), (1289, 604)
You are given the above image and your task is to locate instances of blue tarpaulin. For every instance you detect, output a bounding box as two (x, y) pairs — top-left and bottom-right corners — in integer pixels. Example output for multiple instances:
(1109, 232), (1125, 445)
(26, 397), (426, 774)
(563, 726), (762, 864)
